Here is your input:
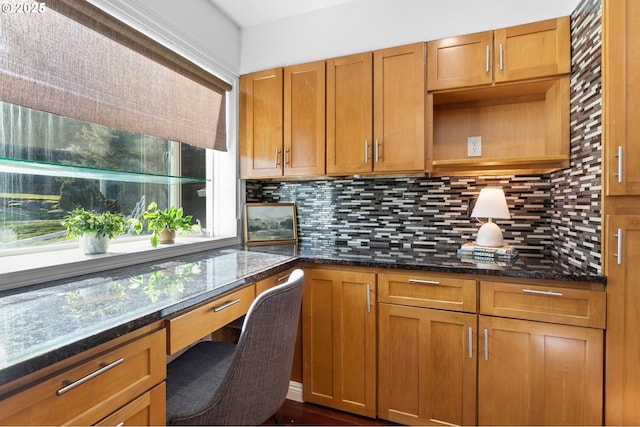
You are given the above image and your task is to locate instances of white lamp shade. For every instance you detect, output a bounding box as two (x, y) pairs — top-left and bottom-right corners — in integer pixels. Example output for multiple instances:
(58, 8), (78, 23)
(471, 188), (511, 219)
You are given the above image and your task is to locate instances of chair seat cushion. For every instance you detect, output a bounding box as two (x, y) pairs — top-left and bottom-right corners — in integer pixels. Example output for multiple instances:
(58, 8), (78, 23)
(166, 341), (236, 424)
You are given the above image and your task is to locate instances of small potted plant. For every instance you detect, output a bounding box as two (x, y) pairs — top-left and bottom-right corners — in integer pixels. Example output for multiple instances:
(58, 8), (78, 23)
(132, 202), (193, 247)
(62, 208), (126, 254)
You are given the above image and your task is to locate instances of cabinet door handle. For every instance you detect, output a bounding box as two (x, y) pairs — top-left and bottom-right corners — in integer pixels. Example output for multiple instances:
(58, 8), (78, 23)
(483, 329), (489, 361)
(408, 279), (441, 285)
(284, 147), (290, 166)
(614, 146), (623, 183)
(522, 289), (563, 297)
(364, 140), (369, 164)
(366, 284), (371, 313)
(274, 147), (281, 168)
(374, 139), (380, 163)
(499, 43), (504, 71)
(468, 327), (473, 359)
(614, 228), (623, 265)
(56, 358), (125, 396)
(486, 45), (490, 73)
(213, 298), (241, 312)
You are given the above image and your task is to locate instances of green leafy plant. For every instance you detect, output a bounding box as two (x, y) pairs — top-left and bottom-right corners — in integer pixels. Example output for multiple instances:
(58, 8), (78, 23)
(61, 208), (126, 239)
(131, 202), (193, 247)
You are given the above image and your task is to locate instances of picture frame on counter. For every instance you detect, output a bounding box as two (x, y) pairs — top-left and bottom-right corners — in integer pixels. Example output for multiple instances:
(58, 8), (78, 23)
(244, 203), (298, 245)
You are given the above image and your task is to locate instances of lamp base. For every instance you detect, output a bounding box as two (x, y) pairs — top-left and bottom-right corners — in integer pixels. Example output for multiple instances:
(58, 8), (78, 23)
(475, 221), (504, 247)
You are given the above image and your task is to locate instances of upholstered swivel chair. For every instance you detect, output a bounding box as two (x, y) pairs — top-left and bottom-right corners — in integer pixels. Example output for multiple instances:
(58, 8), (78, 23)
(166, 269), (304, 425)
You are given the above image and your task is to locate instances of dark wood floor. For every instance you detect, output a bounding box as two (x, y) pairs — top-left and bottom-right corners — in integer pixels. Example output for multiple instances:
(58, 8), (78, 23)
(266, 399), (397, 426)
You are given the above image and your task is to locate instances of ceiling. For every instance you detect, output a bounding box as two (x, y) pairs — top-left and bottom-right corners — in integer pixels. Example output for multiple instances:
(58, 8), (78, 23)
(208, 0), (358, 28)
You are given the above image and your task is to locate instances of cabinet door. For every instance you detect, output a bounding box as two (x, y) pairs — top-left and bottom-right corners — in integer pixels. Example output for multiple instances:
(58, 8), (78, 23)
(605, 215), (640, 425)
(373, 43), (426, 173)
(96, 383), (165, 426)
(284, 61), (326, 176)
(427, 31), (494, 91)
(478, 316), (603, 426)
(494, 17), (570, 83)
(378, 303), (477, 426)
(326, 52), (373, 175)
(239, 68), (283, 179)
(302, 268), (377, 418)
(603, 0), (640, 195)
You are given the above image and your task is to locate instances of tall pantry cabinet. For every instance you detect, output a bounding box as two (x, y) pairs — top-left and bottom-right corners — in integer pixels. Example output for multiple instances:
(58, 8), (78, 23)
(602, 0), (640, 424)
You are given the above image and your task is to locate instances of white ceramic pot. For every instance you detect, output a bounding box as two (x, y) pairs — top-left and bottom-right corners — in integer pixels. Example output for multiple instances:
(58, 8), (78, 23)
(79, 232), (110, 254)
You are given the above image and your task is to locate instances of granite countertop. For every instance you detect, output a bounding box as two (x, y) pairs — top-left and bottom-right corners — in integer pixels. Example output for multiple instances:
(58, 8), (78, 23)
(0, 243), (605, 388)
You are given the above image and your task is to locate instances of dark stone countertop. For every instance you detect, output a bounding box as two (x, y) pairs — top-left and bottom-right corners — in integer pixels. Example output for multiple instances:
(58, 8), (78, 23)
(0, 243), (605, 388)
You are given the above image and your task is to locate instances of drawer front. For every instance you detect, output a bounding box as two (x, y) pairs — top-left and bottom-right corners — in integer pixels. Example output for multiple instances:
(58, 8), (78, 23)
(96, 382), (166, 426)
(167, 285), (255, 354)
(480, 281), (606, 328)
(256, 267), (296, 296)
(378, 272), (477, 313)
(0, 329), (166, 426)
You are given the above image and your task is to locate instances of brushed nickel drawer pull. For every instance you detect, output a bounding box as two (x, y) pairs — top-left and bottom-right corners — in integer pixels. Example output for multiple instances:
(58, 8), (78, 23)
(468, 327), (473, 359)
(213, 298), (241, 312)
(364, 140), (369, 164)
(485, 45), (490, 73)
(276, 273), (291, 283)
(374, 139), (380, 163)
(614, 146), (623, 183)
(499, 43), (504, 70)
(483, 329), (488, 361)
(56, 357), (125, 396)
(408, 279), (441, 285)
(274, 147), (281, 168)
(522, 289), (563, 297)
(366, 284), (371, 313)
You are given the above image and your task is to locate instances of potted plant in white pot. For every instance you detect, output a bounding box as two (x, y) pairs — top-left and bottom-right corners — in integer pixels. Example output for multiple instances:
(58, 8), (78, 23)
(61, 208), (126, 254)
(131, 202), (193, 247)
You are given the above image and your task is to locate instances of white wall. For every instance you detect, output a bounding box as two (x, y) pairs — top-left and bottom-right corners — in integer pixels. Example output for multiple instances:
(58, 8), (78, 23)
(240, 0), (581, 74)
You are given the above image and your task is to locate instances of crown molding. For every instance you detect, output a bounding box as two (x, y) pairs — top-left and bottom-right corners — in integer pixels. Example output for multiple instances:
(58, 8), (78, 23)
(86, 0), (237, 84)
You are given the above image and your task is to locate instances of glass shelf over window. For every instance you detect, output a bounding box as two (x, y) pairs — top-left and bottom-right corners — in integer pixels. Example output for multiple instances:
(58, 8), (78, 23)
(0, 157), (210, 185)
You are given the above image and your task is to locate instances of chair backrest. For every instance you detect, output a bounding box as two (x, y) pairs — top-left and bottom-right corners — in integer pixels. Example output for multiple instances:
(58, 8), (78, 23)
(183, 268), (304, 425)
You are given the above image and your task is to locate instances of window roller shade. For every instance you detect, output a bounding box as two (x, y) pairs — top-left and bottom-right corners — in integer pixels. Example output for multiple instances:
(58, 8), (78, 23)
(0, 0), (229, 152)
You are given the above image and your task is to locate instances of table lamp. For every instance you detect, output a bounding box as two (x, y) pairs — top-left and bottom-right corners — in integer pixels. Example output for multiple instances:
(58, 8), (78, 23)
(471, 187), (510, 247)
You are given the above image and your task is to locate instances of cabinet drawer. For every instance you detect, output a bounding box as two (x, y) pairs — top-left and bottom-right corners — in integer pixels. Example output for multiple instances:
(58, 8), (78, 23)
(480, 281), (606, 328)
(256, 268), (296, 295)
(166, 285), (255, 354)
(0, 329), (166, 426)
(96, 382), (166, 426)
(378, 272), (477, 313)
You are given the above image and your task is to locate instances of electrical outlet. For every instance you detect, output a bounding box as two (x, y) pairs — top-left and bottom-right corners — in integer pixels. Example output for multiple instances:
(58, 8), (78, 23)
(467, 136), (482, 157)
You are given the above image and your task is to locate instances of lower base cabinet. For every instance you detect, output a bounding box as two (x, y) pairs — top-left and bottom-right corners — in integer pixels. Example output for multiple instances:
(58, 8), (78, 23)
(478, 315), (604, 426)
(302, 267), (377, 418)
(378, 303), (477, 426)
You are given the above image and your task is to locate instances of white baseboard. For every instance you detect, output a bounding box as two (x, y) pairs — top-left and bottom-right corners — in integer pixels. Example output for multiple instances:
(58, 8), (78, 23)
(286, 380), (303, 402)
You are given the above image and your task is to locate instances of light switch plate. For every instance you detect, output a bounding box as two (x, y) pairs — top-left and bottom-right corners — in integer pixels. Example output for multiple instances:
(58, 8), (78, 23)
(467, 136), (482, 157)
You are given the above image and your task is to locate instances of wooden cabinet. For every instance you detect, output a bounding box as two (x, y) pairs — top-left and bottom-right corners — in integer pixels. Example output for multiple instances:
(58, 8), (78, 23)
(0, 328), (166, 426)
(428, 17), (570, 91)
(427, 16), (570, 176)
(302, 267), (377, 417)
(479, 280), (605, 426)
(327, 43), (426, 175)
(240, 61), (325, 179)
(95, 383), (166, 426)
(478, 315), (603, 426)
(603, 0), (640, 196)
(239, 68), (283, 179)
(604, 215), (640, 424)
(377, 272), (477, 426)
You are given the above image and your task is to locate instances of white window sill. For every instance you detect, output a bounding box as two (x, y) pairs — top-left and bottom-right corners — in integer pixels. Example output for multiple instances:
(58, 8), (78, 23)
(0, 235), (241, 292)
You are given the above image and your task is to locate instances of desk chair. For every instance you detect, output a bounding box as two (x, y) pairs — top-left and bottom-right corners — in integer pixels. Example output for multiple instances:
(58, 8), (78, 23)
(166, 269), (304, 425)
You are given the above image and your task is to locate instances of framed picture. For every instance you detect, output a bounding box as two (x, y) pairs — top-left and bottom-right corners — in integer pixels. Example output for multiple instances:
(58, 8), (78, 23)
(244, 203), (298, 245)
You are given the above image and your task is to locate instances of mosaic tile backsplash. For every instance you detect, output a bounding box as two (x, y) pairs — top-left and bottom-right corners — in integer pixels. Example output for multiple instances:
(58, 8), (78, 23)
(245, 0), (602, 275)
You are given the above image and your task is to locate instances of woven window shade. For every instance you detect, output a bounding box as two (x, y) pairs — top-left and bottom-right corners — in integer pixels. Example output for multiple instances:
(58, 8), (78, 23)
(0, 0), (230, 151)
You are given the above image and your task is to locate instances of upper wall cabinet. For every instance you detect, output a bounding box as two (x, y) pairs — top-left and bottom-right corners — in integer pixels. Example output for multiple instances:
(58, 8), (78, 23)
(427, 17), (571, 176)
(240, 61), (326, 179)
(326, 43), (426, 176)
(603, 0), (640, 196)
(427, 17), (570, 91)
